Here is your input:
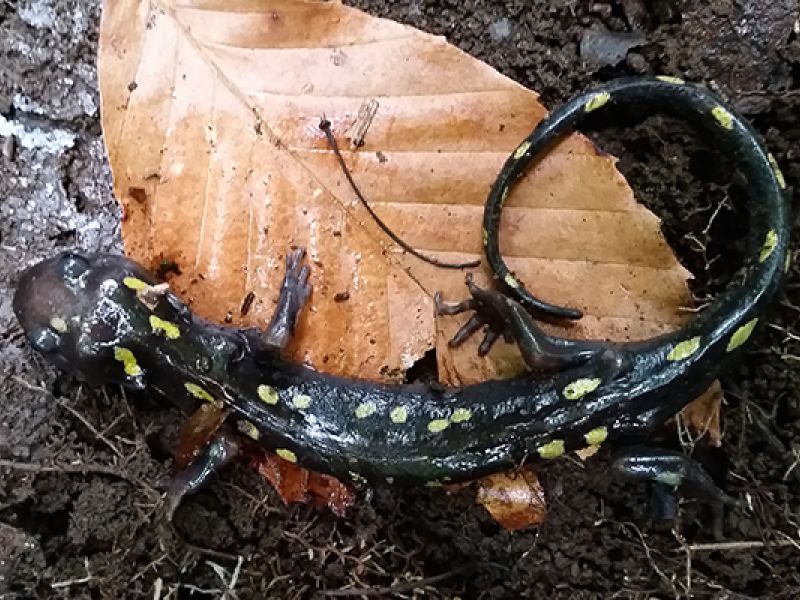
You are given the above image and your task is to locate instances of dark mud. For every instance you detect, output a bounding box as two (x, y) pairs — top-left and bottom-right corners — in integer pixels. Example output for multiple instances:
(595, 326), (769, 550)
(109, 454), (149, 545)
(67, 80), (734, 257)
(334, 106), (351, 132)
(1, 1), (799, 598)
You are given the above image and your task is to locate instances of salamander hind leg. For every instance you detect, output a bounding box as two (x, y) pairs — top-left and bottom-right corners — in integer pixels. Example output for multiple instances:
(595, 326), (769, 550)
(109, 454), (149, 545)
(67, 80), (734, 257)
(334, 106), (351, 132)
(260, 247), (312, 354)
(165, 429), (241, 520)
(436, 274), (604, 372)
(611, 446), (741, 520)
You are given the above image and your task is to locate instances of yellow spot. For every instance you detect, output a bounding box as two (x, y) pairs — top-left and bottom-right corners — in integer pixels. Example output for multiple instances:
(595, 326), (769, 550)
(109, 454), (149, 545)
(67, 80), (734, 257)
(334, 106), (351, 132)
(655, 75), (685, 85)
(149, 315), (180, 339)
(767, 154), (786, 189)
(451, 408), (472, 423)
(184, 382), (215, 403)
(257, 384), (279, 405)
(563, 377), (602, 400)
(276, 448), (297, 463)
(584, 426), (608, 446)
(49, 316), (68, 333)
(238, 421), (260, 440)
(355, 401), (377, 419)
(425, 481), (443, 488)
(122, 276), (148, 291)
(584, 91), (611, 112)
(389, 406), (408, 424)
(503, 273), (519, 289)
(726, 318), (758, 352)
(537, 439), (565, 459)
(114, 347), (142, 377)
(759, 229), (778, 263)
(656, 472), (681, 487)
(666, 336), (701, 361)
(482, 227), (489, 247)
(349, 471), (367, 485)
(292, 394), (312, 409)
(427, 419), (449, 433)
(711, 106), (734, 129)
(513, 140), (532, 159)
(785, 252), (792, 273)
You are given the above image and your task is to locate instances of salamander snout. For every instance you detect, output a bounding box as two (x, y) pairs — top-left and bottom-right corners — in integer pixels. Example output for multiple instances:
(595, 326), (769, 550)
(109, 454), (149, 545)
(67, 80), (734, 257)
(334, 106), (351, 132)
(14, 253), (89, 370)
(13, 251), (154, 383)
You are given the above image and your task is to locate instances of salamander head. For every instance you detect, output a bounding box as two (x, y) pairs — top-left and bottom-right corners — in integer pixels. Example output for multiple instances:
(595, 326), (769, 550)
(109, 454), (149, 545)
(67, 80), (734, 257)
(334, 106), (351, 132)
(13, 251), (159, 386)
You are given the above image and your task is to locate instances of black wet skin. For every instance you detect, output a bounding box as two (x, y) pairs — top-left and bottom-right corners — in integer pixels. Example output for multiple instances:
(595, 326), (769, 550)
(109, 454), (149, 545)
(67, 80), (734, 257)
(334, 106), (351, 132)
(13, 79), (790, 492)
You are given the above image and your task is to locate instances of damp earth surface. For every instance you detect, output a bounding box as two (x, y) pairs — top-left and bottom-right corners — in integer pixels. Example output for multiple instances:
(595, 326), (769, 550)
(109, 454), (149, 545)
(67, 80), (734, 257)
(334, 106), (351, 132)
(1, 0), (799, 597)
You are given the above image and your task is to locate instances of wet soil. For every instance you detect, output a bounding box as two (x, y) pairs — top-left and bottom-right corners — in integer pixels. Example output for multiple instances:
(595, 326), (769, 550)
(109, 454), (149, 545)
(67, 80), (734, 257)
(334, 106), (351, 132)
(1, 0), (799, 598)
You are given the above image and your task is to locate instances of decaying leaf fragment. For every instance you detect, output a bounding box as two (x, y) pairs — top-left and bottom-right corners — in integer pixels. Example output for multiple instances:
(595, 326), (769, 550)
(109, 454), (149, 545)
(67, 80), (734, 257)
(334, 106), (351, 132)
(174, 402), (229, 469)
(98, 0), (719, 525)
(251, 450), (355, 516)
(680, 380), (723, 446)
(476, 468), (547, 531)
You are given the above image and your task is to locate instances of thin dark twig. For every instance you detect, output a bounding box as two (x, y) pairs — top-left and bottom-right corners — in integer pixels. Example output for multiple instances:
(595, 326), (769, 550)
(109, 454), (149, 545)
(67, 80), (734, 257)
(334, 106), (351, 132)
(320, 561), (506, 596)
(319, 118), (480, 270)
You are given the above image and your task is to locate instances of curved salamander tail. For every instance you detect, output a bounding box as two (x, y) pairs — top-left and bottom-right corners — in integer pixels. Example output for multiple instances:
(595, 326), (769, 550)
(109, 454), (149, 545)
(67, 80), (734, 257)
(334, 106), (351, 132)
(483, 77), (790, 330)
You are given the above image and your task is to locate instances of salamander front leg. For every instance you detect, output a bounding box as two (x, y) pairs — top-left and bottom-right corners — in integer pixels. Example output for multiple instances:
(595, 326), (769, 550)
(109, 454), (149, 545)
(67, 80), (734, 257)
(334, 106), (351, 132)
(166, 429), (241, 520)
(611, 447), (741, 520)
(260, 248), (312, 354)
(436, 274), (606, 372)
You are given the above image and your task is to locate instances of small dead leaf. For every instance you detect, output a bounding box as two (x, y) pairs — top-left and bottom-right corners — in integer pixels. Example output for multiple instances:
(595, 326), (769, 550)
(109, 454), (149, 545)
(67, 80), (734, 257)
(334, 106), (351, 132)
(174, 402), (229, 469)
(681, 381), (724, 446)
(476, 468), (547, 531)
(251, 450), (354, 516)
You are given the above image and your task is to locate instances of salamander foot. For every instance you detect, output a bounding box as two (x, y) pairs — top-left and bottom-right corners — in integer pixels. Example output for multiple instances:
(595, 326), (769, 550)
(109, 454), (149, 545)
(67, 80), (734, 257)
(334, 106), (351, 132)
(436, 274), (604, 371)
(435, 274), (514, 357)
(611, 447), (741, 519)
(261, 247), (312, 354)
(165, 430), (241, 520)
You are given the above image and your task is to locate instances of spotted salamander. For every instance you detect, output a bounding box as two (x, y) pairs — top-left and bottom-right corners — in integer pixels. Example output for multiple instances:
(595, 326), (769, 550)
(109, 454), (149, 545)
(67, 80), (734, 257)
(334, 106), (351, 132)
(13, 78), (789, 509)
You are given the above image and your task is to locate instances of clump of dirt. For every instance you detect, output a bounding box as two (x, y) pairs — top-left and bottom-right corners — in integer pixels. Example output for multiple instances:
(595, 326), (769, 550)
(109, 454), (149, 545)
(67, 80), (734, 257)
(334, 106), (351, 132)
(1, 0), (799, 598)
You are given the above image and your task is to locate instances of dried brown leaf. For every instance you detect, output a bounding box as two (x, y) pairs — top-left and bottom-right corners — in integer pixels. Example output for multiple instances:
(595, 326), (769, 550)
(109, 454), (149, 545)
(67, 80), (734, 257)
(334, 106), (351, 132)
(99, 0), (692, 383)
(681, 381), (724, 446)
(251, 450), (355, 517)
(174, 402), (229, 469)
(475, 468), (547, 531)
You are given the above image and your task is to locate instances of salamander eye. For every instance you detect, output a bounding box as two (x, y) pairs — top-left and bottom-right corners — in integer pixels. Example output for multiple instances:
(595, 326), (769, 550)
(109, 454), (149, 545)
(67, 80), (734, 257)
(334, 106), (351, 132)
(57, 253), (90, 281)
(29, 327), (61, 353)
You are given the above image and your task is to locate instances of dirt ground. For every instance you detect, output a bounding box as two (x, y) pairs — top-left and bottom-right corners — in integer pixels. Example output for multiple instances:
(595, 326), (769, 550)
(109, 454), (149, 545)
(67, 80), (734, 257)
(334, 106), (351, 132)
(1, 0), (799, 598)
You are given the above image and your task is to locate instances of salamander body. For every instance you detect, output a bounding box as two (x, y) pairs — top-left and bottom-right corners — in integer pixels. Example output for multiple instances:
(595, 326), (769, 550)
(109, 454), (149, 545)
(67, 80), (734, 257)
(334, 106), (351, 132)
(13, 78), (790, 492)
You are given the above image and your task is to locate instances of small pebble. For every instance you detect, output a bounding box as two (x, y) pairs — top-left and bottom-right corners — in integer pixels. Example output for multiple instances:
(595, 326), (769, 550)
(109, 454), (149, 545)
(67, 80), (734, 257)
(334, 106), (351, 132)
(589, 3), (612, 19)
(488, 18), (512, 42)
(626, 52), (648, 73)
(2, 135), (15, 160)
